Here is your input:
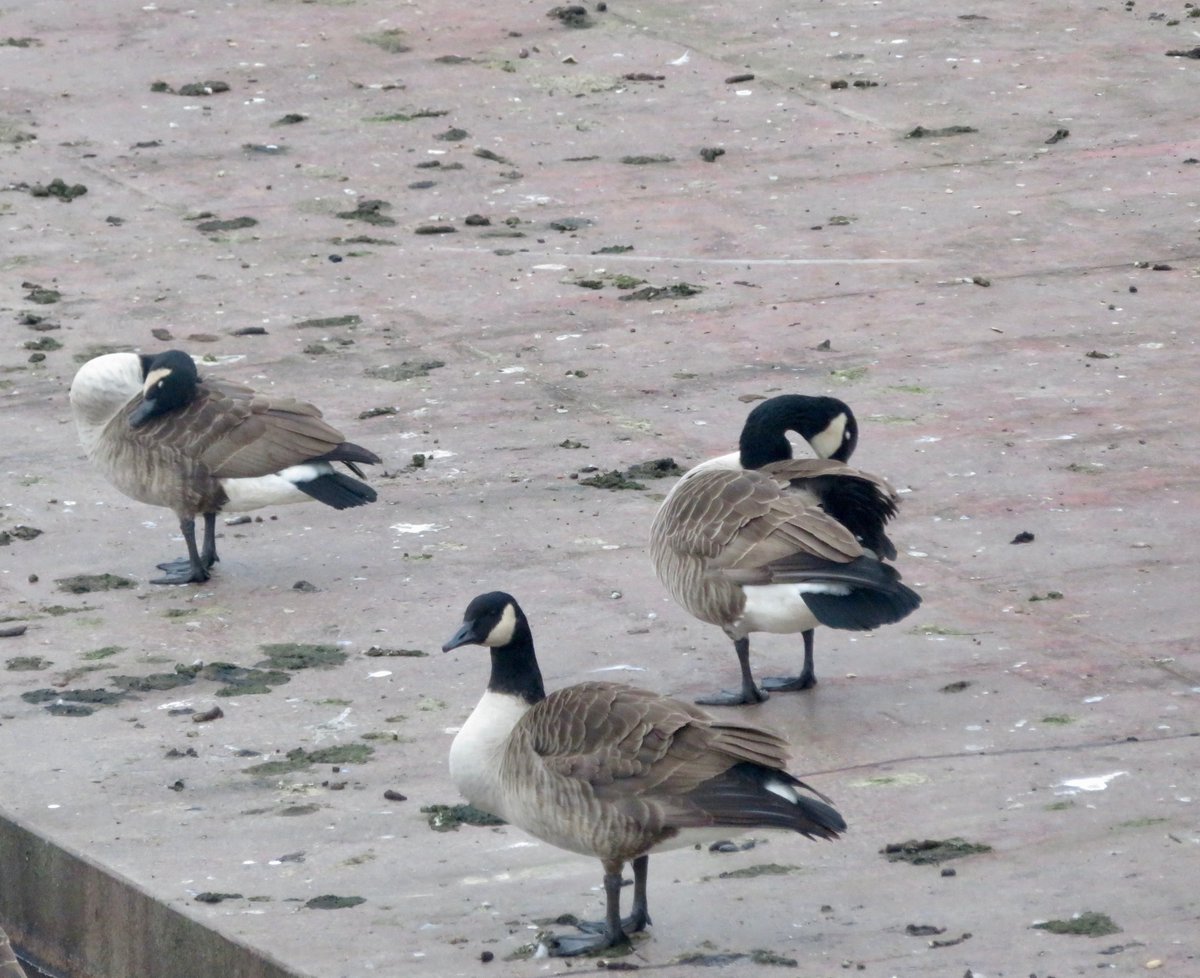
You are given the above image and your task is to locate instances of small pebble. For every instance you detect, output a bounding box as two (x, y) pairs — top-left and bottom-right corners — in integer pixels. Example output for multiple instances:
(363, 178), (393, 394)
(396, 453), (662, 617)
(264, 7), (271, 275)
(940, 867), (956, 877)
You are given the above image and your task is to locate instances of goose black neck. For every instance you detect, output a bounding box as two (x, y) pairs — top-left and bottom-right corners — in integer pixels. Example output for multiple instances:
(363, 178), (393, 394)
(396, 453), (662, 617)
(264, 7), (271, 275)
(487, 620), (547, 706)
(738, 399), (800, 470)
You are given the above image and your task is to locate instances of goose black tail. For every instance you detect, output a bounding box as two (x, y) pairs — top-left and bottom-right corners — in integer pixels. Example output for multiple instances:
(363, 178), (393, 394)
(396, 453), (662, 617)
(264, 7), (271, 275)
(685, 763), (847, 841)
(297, 471), (377, 509)
(805, 577), (921, 630)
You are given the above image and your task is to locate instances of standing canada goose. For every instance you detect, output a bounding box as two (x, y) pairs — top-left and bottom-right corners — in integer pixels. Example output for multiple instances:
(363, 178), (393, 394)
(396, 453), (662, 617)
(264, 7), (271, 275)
(69, 349), (381, 585)
(650, 395), (921, 706)
(442, 591), (845, 957)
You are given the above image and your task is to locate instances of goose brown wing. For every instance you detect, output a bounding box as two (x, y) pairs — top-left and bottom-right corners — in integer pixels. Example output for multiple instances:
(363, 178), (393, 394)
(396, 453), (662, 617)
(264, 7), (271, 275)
(666, 469), (863, 571)
(519, 682), (792, 799)
(181, 382), (368, 478)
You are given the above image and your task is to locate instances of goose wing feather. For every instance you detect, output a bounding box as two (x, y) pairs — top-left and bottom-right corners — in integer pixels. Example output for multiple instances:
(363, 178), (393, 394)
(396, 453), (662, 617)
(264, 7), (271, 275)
(511, 682), (841, 840)
(664, 468), (863, 569)
(128, 380), (367, 478)
(518, 682), (792, 799)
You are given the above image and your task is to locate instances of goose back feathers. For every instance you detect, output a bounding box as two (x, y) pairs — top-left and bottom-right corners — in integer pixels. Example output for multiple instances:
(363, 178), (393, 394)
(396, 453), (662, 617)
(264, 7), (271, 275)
(650, 395), (920, 705)
(443, 591), (844, 955)
(69, 349), (381, 584)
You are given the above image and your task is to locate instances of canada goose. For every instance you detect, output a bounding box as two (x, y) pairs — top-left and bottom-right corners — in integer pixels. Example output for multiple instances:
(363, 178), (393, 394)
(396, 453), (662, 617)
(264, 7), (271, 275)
(442, 591), (845, 956)
(650, 395), (921, 706)
(69, 349), (381, 585)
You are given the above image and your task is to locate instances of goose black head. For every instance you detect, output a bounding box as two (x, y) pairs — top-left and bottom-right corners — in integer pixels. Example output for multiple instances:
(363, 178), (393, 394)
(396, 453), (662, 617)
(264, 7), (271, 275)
(443, 591), (526, 652)
(129, 350), (201, 428)
(739, 394), (858, 469)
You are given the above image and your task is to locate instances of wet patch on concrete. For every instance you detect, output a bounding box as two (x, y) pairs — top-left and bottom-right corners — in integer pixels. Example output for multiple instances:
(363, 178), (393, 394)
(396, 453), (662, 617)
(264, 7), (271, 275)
(1032, 911), (1121, 936)
(420, 803), (505, 831)
(881, 838), (992, 865)
(54, 574), (135, 594)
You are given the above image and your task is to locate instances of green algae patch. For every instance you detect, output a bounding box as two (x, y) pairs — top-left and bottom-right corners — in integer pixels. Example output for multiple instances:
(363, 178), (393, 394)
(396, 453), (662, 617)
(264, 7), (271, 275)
(6, 656), (51, 671)
(421, 803), (505, 831)
(243, 744), (374, 776)
(360, 28), (409, 52)
(83, 645), (123, 660)
(258, 643), (346, 670)
(881, 838), (992, 865)
(194, 892), (242, 904)
(22, 688), (122, 706)
(1032, 911), (1120, 936)
(306, 894), (366, 910)
(111, 672), (195, 692)
(55, 574), (135, 594)
(579, 470), (646, 491)
(202, 662), (291, 696)
(714, 863), (800, 880)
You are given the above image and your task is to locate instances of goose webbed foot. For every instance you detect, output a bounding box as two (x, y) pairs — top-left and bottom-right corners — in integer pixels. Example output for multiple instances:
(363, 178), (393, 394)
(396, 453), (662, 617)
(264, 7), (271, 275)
(694, 685), (768, 706)
(150, 560), (210, 585)
(150, 517), (213, 585)
(547, 857), (648, 957)
(760, 629), (818, 693)
(760, 672), (817, 692)
(696, 637), (768, 705)
(545, 929), (631, 958)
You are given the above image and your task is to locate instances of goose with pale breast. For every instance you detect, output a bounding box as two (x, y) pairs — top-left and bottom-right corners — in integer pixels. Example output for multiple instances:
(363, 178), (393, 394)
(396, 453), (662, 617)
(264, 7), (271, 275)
(69, 349), (381, 584)
(650, 394), (920, 705)
(442, 591), (845, 956)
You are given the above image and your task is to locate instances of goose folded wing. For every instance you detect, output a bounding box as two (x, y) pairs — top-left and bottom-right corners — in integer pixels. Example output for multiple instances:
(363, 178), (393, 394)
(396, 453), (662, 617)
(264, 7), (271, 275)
(527, 683), (792, 799)
(667, 469), (863, 568)
(190, 388), (366, 478)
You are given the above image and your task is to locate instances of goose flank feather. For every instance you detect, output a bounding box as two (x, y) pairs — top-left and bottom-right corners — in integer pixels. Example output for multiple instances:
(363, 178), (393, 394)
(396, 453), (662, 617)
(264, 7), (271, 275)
(443, 591), (845, 956)
(650, 394), (921, 705)
(69, 349), (380, 585)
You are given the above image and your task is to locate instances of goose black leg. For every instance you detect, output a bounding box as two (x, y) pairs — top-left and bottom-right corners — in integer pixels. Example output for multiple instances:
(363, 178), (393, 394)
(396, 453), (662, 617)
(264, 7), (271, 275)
(576, 854), (652, 935)
(695, 637), (768, 706)
(761, 628), (819, 692)
(151, 518), (212, 585)
(198, 512), (220, 568)
(547, 859), (634, 957)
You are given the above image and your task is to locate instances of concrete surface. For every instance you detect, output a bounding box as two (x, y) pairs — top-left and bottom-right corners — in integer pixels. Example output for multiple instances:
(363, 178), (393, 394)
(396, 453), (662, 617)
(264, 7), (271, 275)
(2, 0), (1198, 975)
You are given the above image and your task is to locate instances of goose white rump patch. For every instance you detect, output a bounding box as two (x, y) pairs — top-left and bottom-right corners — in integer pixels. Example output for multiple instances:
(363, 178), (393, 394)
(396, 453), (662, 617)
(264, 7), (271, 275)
(739, 582), (846, 634)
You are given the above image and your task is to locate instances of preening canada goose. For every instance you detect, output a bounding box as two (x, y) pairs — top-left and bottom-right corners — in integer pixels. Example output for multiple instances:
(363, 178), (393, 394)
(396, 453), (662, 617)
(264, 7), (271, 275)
(442, 591), (845, 956)
(650, 395), (920, 706)
(69, 349), (381, 585)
